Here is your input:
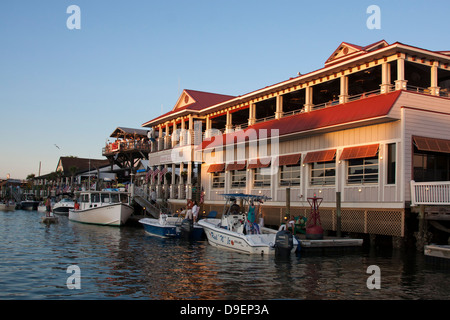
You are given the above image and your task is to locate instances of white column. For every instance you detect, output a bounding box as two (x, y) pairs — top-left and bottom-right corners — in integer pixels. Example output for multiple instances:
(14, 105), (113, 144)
(248, 102), (256, 126)
(304, 86), (313, 112)
(395, 55), (407, 90)
(339, 76), (349, 103)
(275, 94), (283, 119)
(429, 61), (440, 96)
(225, 110), (233, 133)
(380, 61), (391, 93)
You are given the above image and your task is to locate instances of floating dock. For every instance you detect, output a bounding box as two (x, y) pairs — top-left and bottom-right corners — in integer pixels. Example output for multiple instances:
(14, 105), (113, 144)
(297, 235), (363, 249)
(424, 244), (450, 264)
(41, 216), (59, 224)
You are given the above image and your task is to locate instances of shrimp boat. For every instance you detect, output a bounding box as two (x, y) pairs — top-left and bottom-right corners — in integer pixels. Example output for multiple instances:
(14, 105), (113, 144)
(198, 194), (298, 255)
(69, 189), (134, 226)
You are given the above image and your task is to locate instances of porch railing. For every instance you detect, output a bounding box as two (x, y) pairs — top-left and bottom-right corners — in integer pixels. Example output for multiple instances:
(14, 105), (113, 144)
(410, 180), (450, 206)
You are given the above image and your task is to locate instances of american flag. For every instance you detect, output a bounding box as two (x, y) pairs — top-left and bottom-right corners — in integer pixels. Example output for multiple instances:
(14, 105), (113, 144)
(159, 167), (168, 182)
(146, 169), (153, 182)
(152, 168), (160, 183)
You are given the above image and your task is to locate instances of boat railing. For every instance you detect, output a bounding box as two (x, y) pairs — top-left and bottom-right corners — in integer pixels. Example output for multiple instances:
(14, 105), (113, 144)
(410, 180), (450, 206)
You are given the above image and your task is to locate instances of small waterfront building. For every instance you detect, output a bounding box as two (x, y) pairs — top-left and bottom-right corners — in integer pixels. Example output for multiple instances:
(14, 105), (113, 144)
(141, 40), (450, 241)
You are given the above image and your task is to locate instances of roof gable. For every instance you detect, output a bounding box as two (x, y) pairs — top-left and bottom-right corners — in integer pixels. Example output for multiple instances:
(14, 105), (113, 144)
(325, 40), (389, 67)
(142, 89), (235, 127)
(56, 157), (110, 175)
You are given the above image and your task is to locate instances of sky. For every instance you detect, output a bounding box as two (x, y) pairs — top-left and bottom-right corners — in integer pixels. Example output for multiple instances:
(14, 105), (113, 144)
(1, 0), (449, 179)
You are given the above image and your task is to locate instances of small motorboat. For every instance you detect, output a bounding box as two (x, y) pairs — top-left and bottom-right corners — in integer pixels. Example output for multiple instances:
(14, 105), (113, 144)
(139, 214), (204, 239)
(53, 197), (75, 215)
(0, 200), (16, 211)
(20, 193), (40, 211)
(198, 193), (298, 255)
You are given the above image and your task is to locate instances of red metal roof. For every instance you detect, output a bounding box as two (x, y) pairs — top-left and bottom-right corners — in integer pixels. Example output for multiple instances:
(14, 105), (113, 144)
(201, 90), (401, 150)
(142, 90), (235, 127)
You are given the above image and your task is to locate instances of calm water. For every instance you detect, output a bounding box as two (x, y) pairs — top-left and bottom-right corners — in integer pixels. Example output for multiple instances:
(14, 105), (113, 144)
(0, 210), (449, 300)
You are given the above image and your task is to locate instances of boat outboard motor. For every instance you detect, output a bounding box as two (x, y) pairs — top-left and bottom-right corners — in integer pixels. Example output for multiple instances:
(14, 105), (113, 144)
(180, 219), (194, 239)
(274, 230), (294, 256)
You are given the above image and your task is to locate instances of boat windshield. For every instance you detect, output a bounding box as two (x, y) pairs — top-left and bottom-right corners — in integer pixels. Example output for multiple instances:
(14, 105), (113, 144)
(120, 193), (129, 204)
(111, 194), (119, 203)
(91, 193), (100, 203)
(220, 193), (270, 216)
(101, 193), (110, 203)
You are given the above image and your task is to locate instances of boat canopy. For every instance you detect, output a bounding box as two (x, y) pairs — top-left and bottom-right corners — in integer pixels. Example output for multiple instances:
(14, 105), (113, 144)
(219, 193), (271, 201)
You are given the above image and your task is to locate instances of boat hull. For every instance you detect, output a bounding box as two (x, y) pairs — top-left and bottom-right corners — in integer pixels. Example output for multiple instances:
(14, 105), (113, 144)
(52, 205), (73, 215)
(0, 203), (16, 211)
(69, 203), (133, 226)
(198, 218), (298, 255)
(20, 201), (39, 211)
(139, 217), (204, 239)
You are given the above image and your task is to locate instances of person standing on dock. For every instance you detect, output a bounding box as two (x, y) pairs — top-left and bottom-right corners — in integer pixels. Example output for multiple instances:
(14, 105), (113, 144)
(192, 201), (199, 223)
(45, 197), (52, 217)
(150, 189), (156, 204)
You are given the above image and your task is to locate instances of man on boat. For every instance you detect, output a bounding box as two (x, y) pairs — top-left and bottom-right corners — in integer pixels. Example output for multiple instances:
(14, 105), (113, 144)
(230, 198), (240, 214)
(74, 199), (80, 210)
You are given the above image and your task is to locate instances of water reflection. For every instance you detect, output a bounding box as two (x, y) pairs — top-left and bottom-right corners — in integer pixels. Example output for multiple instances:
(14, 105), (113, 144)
(0, 210), (448, 300)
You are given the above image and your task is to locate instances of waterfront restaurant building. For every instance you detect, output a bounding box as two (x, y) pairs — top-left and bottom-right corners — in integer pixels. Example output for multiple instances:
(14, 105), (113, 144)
(142, 40), (450, 240)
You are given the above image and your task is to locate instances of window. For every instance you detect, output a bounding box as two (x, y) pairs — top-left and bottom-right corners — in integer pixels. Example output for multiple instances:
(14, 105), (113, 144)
(231, 169), (246, 188)
(212, 172), (225, 188)
(101, 193), (110, 203)
(347, 156), (379, 184)
(413, 150), (450, 182)
(253, 168), (271, 188)
(387, 143), (396, 184)
(91, 193), (100, 203)
(280, 164), (301, 186)
(310, 161), (335, 186)
(111, 194), (119, 203)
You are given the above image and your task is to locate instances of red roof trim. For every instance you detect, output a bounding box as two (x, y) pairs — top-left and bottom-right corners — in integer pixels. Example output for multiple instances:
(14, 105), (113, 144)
(201, 91), (401, 150)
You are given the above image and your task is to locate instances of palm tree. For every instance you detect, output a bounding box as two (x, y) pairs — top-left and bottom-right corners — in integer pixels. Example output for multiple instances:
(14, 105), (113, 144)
(69, 166), (79, 187)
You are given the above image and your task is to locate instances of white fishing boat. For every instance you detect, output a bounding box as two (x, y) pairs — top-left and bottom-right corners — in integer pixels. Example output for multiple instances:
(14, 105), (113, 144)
(198, 194), (298, 255)
(0, 200), (16, 211)
(69, 189), (134, 226)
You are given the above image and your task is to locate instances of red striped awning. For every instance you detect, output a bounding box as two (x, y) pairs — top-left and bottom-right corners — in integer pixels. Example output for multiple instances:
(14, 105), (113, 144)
(340, 144), (379, 160)
(413, 136), (450, 153)
(226, 161), (247, 171)
(207, 163), (225, 173)
(303, 149), (336, 164)
(278, 154), (302, 166)
(247, 158), (271, 169)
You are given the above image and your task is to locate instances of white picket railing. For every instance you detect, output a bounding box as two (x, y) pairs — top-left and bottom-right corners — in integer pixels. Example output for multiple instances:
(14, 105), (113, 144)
(410, 180), (450, 206)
